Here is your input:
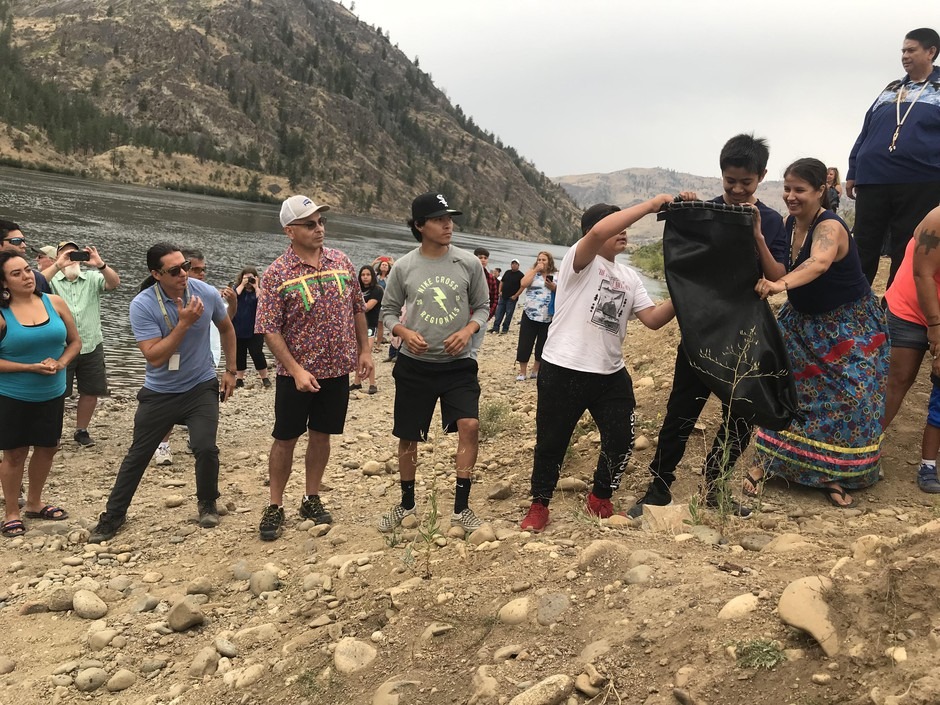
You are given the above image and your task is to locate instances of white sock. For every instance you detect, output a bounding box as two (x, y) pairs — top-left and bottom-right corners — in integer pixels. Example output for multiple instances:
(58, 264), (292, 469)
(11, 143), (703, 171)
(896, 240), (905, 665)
(922, 459), (936, 468)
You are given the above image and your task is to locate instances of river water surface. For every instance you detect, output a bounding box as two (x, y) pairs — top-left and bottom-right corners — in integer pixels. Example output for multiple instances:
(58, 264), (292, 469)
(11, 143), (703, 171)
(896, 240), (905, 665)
(0, 167), (662, 393)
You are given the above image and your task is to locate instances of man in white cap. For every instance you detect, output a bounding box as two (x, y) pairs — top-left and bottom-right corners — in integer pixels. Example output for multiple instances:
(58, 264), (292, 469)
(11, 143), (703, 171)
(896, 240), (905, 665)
(254, 195), (373, 540)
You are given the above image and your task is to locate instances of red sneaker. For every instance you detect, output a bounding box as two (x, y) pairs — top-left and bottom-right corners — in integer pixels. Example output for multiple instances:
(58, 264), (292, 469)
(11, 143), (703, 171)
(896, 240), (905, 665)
(586, 492), (614, 518)
(520, 503), (550, 532)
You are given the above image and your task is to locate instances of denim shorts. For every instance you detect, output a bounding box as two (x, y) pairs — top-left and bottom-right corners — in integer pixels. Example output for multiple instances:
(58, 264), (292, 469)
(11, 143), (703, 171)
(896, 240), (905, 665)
(887, 309), (927, 350)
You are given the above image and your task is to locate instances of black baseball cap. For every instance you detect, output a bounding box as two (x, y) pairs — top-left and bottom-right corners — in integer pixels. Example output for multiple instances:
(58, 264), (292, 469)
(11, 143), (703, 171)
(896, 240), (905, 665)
(411, 192), (463, 220)
(581, 203), (621, 235)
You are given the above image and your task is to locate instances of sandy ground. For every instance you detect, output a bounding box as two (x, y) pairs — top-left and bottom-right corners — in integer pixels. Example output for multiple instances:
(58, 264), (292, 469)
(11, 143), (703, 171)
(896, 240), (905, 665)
(1, 259), (939, 705)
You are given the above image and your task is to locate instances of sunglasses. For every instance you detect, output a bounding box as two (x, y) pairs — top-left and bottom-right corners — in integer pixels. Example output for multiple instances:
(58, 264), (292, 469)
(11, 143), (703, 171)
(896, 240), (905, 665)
(189, 266), (207, 274)
(3, 237), (26, 246)
(291, 217), (327, 229)
(157, 260), (192, 277)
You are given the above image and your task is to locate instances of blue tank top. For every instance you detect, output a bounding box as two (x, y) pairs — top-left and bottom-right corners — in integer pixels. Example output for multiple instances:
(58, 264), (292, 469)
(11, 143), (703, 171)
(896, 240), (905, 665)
(0, 294), (67, 401)
(786, 211), (870, 314)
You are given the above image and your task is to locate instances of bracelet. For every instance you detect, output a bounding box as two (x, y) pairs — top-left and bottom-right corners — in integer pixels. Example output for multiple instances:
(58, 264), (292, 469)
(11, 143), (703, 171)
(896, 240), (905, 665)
(783, 280), (789, 291)
(97, 263), (108, 271)
(928, 323), (940, 328)
(224, 369), (237, 375)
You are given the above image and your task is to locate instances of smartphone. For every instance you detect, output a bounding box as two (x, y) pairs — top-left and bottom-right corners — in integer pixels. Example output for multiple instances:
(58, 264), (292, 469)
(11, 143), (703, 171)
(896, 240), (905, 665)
(69, 251), (91, 262)
(219, 390), (226, 402)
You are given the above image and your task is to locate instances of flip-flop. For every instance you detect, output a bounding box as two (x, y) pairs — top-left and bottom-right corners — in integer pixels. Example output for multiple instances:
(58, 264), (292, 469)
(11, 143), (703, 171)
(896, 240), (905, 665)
(1, 519), (26, 538)
(742, 470), (764, 498)
(820, 485), (854, 509)
(23, 504), (69, 521)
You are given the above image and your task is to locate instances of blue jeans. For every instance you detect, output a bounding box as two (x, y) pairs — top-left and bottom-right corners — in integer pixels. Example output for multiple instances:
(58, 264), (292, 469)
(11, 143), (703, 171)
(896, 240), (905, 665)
(491, 297), (517, 332)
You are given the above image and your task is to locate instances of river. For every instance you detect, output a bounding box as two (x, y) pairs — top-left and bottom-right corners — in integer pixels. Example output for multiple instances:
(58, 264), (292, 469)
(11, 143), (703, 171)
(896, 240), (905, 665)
(0, 166), (662, 393)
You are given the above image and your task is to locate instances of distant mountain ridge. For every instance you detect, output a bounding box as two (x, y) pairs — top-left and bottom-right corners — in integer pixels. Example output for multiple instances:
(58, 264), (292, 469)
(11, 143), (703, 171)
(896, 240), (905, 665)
(0, 0), (581, 243)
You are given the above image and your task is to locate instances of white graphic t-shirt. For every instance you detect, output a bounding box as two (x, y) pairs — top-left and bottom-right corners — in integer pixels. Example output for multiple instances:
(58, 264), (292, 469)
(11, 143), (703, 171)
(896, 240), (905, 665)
(542, 247), (653, 375)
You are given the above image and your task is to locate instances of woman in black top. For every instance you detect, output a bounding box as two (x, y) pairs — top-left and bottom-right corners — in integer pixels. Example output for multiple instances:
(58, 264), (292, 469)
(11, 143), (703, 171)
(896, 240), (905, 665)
(350, 265), (383, 394)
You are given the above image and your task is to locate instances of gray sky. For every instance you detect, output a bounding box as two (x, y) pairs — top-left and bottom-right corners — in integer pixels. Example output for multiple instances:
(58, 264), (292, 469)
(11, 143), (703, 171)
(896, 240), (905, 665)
(349, 0), (932, 181)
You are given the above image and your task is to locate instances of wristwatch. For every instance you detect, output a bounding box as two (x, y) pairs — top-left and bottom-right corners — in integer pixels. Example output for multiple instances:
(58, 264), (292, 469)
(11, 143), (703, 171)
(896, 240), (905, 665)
(97, 263), (108, 271)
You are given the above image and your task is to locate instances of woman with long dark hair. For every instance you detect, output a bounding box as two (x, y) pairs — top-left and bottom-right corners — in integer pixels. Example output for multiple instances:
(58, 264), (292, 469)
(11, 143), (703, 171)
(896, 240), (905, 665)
(749, 158), (887, 508)
(350, 265), (382, 394)
(0, 251), (80, 537)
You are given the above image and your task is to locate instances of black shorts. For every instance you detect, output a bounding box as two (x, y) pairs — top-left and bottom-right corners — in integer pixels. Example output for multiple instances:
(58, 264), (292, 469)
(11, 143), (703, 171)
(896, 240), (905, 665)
(66, 343), (110, 396)
(392, 354), (480, 441)
(272, 374), (349, 440)
(0, 394), (65, 449)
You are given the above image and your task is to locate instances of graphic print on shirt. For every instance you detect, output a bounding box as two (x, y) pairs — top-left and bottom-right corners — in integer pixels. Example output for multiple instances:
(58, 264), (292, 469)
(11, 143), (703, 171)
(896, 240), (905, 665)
(277, 269), (354, 311)
(414, 275), (464, 327)
(589, 266), (628, 334)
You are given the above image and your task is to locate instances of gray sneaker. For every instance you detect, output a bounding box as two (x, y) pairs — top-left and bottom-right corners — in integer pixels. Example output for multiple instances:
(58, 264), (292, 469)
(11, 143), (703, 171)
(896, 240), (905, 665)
(450, 508), (483, 533)
(198, 500), (220, 528)
(378, 504), (416, 533)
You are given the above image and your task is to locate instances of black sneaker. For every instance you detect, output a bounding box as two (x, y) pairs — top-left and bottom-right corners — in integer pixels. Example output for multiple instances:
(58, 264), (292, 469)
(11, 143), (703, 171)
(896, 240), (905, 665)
(198, 500), (220, 528)
(299, 495), (332, 524)
(74, 429), (95, 447)
(259, 504), (285, 541)
(704, 489), (752, 518)
(262, 378), (272, 389)
(626, 484), (672, 519)
(89, 513), (125, 543)
(235, 379), (245, 388)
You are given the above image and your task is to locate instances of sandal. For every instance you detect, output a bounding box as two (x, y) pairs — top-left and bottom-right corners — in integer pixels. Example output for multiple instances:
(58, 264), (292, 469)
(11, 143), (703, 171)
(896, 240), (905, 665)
(1, 519), (26, 538)
(742, 470), (764, 498)
(820, 484), (854, 509)
(23, 504), (69, 521)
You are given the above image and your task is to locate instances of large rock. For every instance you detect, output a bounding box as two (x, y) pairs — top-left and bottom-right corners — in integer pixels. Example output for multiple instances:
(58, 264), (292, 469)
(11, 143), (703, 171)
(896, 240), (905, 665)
(189, 646), (220, 677)
(374, 678), (422, 705)
(642, 504), (692, 534)
(74, 667), (109, 692)
(334, 637), (377, 674)
(167, 599), (205, 632)
(234, 622), (279, 646)
(778, 576), (839, 656)
(577, 540), (628, 569)
(72, 590), (108, 619)
(249, 569), (280, 596)
(498, 598), (530, 625)
(763, 533), (814, 554)
(106, 669), (137, 692)
(717, 593), (759, 620)
(508, 674), (574, 705)
(536, 593), (570, 626)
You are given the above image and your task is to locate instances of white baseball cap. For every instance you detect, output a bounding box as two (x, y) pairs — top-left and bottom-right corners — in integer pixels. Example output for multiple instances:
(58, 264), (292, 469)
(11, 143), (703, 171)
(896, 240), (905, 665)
(279, 195), (330, 228)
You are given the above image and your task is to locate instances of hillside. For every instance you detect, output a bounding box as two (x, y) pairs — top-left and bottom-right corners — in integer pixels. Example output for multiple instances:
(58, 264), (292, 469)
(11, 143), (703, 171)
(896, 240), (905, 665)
(0, 0), (581, 243)
(554, 167), (855, 243)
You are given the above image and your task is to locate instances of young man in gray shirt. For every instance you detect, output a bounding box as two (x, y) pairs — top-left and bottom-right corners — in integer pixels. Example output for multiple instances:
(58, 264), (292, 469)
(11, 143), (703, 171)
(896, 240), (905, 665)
(378, 193), (490, 534)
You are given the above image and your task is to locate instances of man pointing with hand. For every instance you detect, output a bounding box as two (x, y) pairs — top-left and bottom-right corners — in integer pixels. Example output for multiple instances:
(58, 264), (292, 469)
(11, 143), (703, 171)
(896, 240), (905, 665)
(90, 243), (236, 542)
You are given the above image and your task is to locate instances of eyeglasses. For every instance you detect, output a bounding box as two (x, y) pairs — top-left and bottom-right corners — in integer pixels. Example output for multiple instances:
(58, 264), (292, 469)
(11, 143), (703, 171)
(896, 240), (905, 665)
(189, 266), (207, 274)
(157, 260), (192, 277)
(3, 237), (26, 246)
(291, 217), (327, 229)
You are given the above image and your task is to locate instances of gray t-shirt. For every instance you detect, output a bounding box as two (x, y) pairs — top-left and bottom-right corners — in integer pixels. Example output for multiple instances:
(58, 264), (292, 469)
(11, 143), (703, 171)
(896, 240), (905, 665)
(380, 245), (490, 363)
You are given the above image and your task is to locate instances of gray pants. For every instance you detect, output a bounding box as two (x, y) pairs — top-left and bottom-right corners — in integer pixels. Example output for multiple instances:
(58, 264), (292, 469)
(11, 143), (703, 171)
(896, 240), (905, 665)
(104, 379), (220, 518)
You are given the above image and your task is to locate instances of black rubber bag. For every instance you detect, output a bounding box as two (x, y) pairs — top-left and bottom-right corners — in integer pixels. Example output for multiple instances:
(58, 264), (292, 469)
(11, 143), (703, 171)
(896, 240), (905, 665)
(658, 200), (798, 431)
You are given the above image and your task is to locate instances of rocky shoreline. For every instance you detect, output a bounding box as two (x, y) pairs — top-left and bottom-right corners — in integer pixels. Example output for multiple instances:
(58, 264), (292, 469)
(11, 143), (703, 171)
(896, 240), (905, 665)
(1, 320), (938, 705)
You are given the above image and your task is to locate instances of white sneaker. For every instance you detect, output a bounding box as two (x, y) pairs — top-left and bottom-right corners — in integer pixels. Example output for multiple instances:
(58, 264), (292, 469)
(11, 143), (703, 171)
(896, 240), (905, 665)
(378, 504), (416, 532)
(153, 446), (173, 466)
(450, 508), (483, 533)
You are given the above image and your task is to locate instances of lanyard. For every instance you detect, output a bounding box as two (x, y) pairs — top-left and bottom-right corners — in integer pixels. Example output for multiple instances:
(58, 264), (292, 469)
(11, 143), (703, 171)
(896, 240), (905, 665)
(152, 283), (189, 334)
(889, 79), (931, 152)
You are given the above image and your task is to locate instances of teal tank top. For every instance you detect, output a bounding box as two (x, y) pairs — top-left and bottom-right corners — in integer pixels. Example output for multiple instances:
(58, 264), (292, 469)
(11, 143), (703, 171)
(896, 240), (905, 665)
(0, 294), (67, 401)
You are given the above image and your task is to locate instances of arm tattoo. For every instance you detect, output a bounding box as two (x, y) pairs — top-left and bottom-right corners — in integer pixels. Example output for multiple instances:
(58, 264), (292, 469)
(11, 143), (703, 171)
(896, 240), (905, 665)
(794, 256), (817, 272)
(811, 221), (839, 252)
(916, 228), (940, 254)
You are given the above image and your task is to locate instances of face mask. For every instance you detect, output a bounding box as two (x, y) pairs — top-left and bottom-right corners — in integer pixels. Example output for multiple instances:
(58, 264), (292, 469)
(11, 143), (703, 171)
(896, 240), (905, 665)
(63, 263), (81, 280)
